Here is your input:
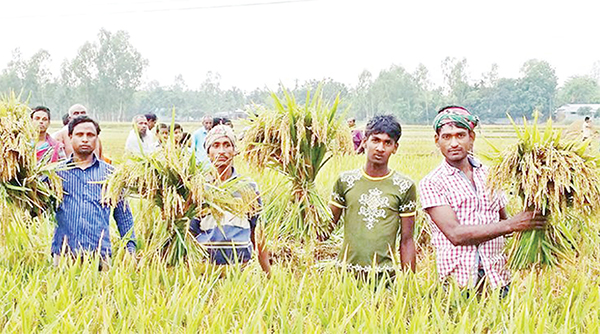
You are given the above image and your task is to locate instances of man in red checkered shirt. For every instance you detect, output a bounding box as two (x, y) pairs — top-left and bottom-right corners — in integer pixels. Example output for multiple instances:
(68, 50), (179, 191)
(419, 106), (545, 293)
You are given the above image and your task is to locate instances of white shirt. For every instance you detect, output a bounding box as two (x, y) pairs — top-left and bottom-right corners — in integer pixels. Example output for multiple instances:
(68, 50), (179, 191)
(582, 121), (592, 138)
(125, 129), (158, 155)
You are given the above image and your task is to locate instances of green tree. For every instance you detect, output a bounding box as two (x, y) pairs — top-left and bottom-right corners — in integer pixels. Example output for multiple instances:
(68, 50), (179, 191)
(61, 29), (148, 120)
(517, 59), (558, 118)
(557, 76), (600, 105)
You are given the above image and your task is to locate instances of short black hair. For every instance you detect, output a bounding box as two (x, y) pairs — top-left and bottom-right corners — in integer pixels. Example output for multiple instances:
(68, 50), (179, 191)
(365, 115), (402, 143)
(145, 113), (157, 122)
(156, 123), (168, 132)
(174, 123), (183, 131)
(585, 116), (591, 121)
(31, 106), (51, 119)
(62, 113), (70, 126)
(68, 116), (101, 136)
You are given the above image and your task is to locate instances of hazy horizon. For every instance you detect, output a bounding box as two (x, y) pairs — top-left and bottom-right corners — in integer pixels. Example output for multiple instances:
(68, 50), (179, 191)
(2, 0), (599, 92)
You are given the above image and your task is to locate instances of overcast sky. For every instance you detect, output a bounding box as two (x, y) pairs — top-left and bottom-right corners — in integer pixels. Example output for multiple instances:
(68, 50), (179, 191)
(1, 0), (599, 91)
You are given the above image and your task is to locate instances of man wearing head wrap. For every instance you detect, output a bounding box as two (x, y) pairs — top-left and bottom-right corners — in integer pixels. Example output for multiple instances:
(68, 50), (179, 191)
(419, 106), (545, 296)
(190, 125), (270, 274)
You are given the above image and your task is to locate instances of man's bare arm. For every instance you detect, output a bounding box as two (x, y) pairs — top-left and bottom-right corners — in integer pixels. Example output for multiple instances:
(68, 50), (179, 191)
(425, 205), (545, 246)
(399, 215), (416, 272)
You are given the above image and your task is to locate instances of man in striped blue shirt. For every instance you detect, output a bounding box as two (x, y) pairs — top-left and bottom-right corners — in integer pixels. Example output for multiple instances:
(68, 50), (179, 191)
(52, 116), (136, 267)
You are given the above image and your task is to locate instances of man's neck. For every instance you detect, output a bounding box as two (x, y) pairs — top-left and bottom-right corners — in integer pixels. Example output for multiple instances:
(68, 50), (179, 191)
(446, 157), (472, 175)
(72, 153), (95, 170)
(364, 161), (389, 178)
(216, 165), (233, 182)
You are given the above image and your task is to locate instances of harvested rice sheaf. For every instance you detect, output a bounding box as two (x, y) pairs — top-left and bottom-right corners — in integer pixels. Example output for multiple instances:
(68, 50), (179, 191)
(488, 113), (600, 270)
(0, 92), (62, 219)
(242, 87), (353, 241)
(103, 123), (259, 265)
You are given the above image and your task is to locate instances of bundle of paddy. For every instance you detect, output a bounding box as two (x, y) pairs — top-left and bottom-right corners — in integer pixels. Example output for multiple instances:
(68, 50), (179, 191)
(103, 127), (259, 266)
(488, 113), (600, 270)
(242, 87), (353, 241)
(0, 92), (62, 222)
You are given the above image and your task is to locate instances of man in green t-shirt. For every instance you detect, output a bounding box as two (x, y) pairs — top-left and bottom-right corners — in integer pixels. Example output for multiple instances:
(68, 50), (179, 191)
(329, 115), (417, 275)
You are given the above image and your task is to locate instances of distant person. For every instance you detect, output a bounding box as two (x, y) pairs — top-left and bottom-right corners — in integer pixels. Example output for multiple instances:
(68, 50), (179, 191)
(214, 117), (233, 129)
(189, 125), (270, 274)
(124, 115), (158, 155)
(582, 116), (592, 141)
(52, 104), (103, 158)
(329, 115), (417, 277)
(145, 113), (158, 131)
(52, 116), (136, 270)
(192, 116), (213, 164)
(156, 123), (169, 144)
(348, 117), (365, 154)
(61, 113), (70, 126)
(174, 123), (191, 148)
(145, 113), (159, 143)
(30, 106), (65, 163)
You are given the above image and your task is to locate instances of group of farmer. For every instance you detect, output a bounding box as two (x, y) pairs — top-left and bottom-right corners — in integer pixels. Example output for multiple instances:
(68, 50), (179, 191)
(28, 103), (545, 294)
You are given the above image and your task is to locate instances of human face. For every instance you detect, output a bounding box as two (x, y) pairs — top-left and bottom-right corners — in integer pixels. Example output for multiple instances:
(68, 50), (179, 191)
(69, 109), (87, 119)
(158, 128), (168, 143)
(435, 124), (475, 163)
(70, 122), (98, 157)
(208, 136), (235, 169)
(136, 117), (148, 136)
(203, 118), (213, 131)
(32, 111), (50, 134)
(174, 128), (183, 142)
(364, 132), (398, 166)
(147, 119), (156, 130)
(347, 119), (355, 128)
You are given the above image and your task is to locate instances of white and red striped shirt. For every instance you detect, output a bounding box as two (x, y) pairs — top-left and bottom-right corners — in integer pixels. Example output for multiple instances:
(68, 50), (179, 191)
(419, 157), (511, 288)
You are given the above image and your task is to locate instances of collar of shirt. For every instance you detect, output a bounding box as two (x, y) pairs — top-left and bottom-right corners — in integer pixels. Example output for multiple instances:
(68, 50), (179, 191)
(441, 155), (482, 176)
(65, 154), (101, 170)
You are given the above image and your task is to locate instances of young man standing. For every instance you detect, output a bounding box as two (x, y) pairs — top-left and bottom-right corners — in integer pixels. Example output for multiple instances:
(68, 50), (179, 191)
(30, 106), (65, 163)
(419, 106), (545, 292)
(124, 115), (158, 155)
(190, 125), (270, 274)
(52, 116), (136, 269)
(329, 115), (417, 276)
(192, 116), (214, 164)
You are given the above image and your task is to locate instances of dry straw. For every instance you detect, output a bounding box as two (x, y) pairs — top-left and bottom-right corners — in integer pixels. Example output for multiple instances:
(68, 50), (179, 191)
(488, 112), (600, 269)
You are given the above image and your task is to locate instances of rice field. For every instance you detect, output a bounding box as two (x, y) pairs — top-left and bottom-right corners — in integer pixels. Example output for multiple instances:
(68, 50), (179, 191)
(0, 121), (598, 332)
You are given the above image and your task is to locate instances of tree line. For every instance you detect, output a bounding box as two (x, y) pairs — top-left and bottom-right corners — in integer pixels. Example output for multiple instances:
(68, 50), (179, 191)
(2, 28), (600, 123)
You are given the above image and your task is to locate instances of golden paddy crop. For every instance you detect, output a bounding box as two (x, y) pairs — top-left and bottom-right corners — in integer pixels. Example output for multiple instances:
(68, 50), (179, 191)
(1, 97), (599, 331)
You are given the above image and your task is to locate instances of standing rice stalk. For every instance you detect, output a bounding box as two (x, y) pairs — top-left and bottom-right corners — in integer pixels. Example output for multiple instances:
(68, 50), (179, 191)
(103, 114), (259, 265)
(488, 112), (600, 270)
(0, 91), (62, 224)
(242, 87), (353, 241)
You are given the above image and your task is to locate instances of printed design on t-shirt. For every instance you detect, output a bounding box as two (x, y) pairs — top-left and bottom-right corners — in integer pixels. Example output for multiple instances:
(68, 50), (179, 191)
(399, 201), (417, 212)
(358, 188), (389, 230)
(392, 174), (412, 194)
(341, 169), (362, 189)
(331, 191), (343, 205)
